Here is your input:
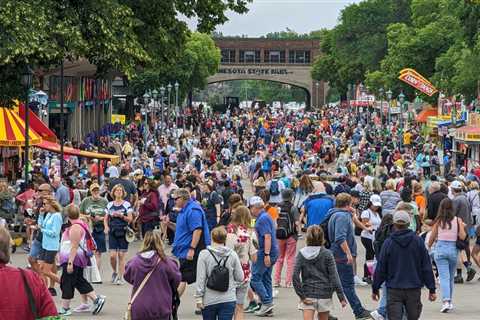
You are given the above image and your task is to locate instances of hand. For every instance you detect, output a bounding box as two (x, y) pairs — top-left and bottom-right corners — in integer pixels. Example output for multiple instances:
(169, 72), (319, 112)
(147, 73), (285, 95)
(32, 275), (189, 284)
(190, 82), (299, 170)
(187, 248), (195, 261)
(264, 255), (271, 267)
(428, 293), (436, 302)
(67, 263), (74, 274)
(340, 299), (347, 308)
(104, 226), (109, 235)
(196, 302), (204, 310)
(371, 293), (379, 301)
(346, 253), (353, 265)
(302, 298), (313, 305)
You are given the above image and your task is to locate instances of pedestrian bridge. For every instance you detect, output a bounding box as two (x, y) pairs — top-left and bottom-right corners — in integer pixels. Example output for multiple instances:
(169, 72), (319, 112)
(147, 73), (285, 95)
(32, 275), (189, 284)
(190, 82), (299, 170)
(208, 38), (325, 109)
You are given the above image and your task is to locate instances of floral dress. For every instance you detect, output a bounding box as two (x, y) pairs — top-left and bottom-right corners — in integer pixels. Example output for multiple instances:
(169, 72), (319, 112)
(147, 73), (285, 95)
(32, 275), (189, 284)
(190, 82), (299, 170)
(226, 224), (257, 283)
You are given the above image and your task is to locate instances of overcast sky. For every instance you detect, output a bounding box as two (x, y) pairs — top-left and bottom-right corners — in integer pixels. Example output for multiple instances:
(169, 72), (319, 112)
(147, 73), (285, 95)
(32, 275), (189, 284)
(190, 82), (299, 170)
(187, 0), (362, 37)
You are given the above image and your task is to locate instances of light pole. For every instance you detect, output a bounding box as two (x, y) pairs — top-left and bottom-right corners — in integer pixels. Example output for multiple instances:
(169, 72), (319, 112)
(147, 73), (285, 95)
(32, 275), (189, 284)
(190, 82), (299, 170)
(60, 60), (65, 178)
(379, 88), (384, 130)
(167, 83), (172, 131)
(143, 91), (151, 151)
(398, 91), (405, 131)
(151, 88), (158, 120)
(21, 66), (33, 185)
(160, 86), (165, 135)
(175, 81), (180, 135)
(386, 89), (393, 128)
(315, 82), (319, 108)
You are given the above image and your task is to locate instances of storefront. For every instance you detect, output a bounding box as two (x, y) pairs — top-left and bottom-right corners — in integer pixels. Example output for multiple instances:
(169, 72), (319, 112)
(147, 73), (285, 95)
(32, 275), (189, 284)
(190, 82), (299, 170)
(453, 113), (480, 171)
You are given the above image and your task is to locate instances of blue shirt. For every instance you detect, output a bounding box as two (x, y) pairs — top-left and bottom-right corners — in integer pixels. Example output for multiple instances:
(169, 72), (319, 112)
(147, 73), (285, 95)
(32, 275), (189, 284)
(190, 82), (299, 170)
(254, 211), (279, 259)
(327, 208), (357, 261)
(55, 184), (70, 207)
(302, 193), (334, 227)
(38, 212), (63, 251)
(172, 199), (211, 259)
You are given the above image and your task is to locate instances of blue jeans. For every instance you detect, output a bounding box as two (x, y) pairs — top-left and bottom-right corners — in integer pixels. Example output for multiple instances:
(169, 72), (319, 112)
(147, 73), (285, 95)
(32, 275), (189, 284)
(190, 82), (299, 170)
(251, 256), (276, 305)
(202, 301), (236, 320)
(336, 261), (365, 317)
(434, 240), (458, 302)
(378, 282), (387, 318)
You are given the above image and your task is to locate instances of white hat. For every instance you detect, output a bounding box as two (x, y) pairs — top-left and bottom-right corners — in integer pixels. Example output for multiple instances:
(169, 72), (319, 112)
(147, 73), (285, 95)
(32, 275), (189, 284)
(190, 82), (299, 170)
(451, 180), (463, 190)
(134, 169), (143, 176)
(248, 196), (265, 208)
(370, 194), (382, 207)
(393, 210), (411, 225)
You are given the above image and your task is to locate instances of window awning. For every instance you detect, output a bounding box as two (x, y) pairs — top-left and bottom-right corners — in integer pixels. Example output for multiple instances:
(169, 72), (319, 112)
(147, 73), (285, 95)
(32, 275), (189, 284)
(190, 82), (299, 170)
(36, 140), (120, 163)
(0, 107), (42, 147)
(454, 125), (480, 143)
(19, 103), (57, 142)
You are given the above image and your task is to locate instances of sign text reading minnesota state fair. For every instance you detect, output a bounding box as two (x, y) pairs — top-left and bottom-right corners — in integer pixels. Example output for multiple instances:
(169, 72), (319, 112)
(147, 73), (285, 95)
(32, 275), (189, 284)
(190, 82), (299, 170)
(218, 68), (293, 75)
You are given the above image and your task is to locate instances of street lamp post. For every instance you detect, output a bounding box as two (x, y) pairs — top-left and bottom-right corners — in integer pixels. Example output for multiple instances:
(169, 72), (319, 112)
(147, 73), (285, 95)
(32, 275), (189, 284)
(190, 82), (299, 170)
(386, 89), (393, 128)
(175, 81), (179, 135)
(160, 86), (165, 135)
(379, 88), (384, 130)
(143, 92), (151, 151)
(398, 91), (405, 131)
(60, 60), (65, 178)
(315, 82), (319, 108)
(21, 66), (33, 185)
(167, 83), (172, 131)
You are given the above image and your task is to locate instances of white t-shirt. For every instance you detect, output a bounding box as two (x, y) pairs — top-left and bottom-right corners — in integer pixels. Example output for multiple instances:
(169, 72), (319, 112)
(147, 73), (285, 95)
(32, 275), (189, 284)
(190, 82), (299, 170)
(360, 209), (382, 240)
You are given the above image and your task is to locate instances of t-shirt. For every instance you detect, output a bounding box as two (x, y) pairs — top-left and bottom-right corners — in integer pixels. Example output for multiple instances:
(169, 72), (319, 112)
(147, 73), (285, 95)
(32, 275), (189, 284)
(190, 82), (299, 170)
(254, 211), (279, 258)
(109, 178), (137, 201)
(360, 209), (382, 240)
(201, 191), (223, 220)
(265, 205), (279, 221)
(80, 196), (108, 229)
(106, 201), (133, 230)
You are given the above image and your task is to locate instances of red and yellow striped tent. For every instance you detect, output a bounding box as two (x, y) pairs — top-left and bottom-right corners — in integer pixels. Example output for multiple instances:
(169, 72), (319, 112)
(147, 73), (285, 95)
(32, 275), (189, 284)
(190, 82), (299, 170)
(0, 107), (42, 147)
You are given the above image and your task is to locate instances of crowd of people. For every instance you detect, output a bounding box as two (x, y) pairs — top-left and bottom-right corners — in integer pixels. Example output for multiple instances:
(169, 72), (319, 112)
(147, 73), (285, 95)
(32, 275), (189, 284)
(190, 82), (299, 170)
(0, 104), (479, 320)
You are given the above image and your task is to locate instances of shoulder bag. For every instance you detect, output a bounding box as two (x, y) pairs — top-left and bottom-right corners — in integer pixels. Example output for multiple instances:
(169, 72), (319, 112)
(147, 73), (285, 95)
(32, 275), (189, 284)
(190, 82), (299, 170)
(455, 217), (468, 250)
(124, 258), (161, 320)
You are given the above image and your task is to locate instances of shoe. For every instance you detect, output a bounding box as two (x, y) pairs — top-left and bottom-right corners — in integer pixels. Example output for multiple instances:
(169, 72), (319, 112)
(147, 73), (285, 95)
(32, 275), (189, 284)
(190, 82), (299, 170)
(115, 278), (125, 285)
(48, 288), (57, 296)
(273, 282), (281, 288)
(454, 275), (464, 284)
(255, 303), (274, 316)
(73, 303), (91, 313)
(354, 275), (368, 286)
(466, 268), (476, 282)
(58, 307), (72, 316)
(448, 302), (454, 311)
(370, 310), (385, 320)
(328, 315), (338, 320)
(272, 289), (279, 298)
(440, 302), (450, 313)
(111, 272), (118, 284)
(355, 309), (373, 320)
(363, 276), (373, 285)
(92, 295), (106, 315)
(244, 301), (261, 313)
(194, 309), (202, 315)
(285, 283), (293, 288)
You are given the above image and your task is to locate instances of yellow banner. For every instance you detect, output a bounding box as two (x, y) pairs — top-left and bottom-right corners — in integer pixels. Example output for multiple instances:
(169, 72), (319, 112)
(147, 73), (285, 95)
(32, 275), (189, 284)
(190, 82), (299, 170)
(399, 68), (438, 96)
(111, 114), (126, 124)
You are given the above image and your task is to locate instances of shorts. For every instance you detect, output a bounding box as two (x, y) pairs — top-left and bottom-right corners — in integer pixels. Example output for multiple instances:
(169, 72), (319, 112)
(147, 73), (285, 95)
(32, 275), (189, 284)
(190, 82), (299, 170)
(236, 282), (249, 305)
(60, 264), (93, 300)
(38, 248), (58, 264)
(29, 239), (42, 259)
(108, 232), (128, 252)
(92, 231), (107, 253)
(298, 298), (333, 313)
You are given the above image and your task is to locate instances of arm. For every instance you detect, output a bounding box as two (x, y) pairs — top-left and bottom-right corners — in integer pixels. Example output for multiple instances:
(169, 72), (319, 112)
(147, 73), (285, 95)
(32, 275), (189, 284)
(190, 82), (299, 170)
(41, 214), (63, 237)
(292, 255), (305, 300)
(427, 223), (438, 248)
(264, 233), (272, 255)
(67, 225), (83, 265)
(419, 239), (436, 293)
(215, 203), (222, 224)
(458, 217), (467, 241)
(104, 212), (110, 233)
(191, 229), (202, 249)
(232, 253), (244, 282)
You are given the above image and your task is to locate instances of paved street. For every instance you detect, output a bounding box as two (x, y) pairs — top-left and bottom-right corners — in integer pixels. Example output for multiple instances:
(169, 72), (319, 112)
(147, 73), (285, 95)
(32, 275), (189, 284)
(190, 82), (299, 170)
(10, 238), (480, 320)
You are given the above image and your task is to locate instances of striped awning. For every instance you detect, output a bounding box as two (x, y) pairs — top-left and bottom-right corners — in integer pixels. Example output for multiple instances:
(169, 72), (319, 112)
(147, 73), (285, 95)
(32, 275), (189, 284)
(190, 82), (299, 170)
(0, 107), (42, 147)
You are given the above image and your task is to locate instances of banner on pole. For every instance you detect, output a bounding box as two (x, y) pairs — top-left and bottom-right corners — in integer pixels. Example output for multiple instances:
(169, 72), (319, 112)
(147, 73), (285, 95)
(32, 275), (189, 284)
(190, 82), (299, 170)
(398, 68), (438, 96)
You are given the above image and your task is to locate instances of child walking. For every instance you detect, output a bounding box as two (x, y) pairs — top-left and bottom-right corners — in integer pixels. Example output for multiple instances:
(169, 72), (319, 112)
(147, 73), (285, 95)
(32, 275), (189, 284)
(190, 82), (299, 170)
(292, 225), (347, 320)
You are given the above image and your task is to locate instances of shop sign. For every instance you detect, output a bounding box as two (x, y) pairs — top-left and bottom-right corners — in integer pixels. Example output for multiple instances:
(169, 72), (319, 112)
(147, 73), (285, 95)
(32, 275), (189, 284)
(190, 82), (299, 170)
(398, 68), (438, 96)
(111, 114), (126, 124)
(218, 68), (293, 75)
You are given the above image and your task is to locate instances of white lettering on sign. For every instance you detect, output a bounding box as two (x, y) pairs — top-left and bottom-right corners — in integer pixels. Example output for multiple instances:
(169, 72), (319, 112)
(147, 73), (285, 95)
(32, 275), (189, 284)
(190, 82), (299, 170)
(218, 68), (293, 75)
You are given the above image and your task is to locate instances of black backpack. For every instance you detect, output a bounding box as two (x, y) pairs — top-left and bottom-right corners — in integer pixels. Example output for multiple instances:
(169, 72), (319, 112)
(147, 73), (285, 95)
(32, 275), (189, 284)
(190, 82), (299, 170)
(269, 180), (280, 196)
(373, 223), (394, 254)
(276, 202), (295, 240)
(206, 250), (230, 292)
(320, 212), (334, 249)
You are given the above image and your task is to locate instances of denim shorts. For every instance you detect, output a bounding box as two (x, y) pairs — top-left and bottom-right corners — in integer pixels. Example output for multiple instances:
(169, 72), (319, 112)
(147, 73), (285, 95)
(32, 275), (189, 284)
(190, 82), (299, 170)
(92, 231), (107, 253)
(29, 239), (42, 259)
(38, 248), (57, 264)
(108, 232), (128, 252)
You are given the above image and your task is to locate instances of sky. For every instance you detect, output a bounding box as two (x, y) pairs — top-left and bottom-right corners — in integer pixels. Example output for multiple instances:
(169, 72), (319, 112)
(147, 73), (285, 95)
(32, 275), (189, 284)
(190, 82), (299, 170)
(187, 0), (362, 37)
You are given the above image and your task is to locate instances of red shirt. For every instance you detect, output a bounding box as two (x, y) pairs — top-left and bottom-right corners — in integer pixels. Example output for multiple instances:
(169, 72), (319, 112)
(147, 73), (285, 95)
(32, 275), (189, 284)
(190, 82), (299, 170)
(0, 264), (58, 320)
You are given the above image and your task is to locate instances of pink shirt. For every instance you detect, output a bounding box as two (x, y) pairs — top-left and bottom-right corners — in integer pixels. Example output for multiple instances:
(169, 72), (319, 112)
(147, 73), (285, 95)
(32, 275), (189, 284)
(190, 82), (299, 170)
(157, 183), (178, 210)
(437, 217), (458, 242)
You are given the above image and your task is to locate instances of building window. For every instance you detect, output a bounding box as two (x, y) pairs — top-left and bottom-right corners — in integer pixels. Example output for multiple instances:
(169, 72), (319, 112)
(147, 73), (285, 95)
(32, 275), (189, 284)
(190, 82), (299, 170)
(288, 50), (311, 64)
(264, 50), (285, 63)
(240, 50), (260, 63)
(221, 49), (236, 63)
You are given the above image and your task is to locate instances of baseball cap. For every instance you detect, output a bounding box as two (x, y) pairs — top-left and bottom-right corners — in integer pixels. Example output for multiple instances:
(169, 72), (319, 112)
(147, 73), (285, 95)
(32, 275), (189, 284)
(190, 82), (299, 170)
(370, 194), (382, 207)
(134, 169), (143, 176)
(89, 183), (100, 192)
(451, 180), (463, 190)
(248, 196), (265, 207)
(393, 210), (411, 225)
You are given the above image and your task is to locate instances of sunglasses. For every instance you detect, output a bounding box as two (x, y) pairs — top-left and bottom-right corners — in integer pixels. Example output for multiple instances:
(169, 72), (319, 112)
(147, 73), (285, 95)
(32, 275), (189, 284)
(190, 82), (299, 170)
(39, 189), (50, 192)
(173, 197), (181, 201)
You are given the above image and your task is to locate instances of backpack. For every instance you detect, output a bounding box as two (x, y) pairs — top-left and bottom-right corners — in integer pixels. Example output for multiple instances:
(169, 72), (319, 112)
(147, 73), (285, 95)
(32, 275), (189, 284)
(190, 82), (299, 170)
(74, 223), (97, 258)
(276, 203), (295, 240)
(373, 223), (394, 254)
(320, 213), (334, 249)
(269, 180), (280, 196)
(206, 250), (230, 292)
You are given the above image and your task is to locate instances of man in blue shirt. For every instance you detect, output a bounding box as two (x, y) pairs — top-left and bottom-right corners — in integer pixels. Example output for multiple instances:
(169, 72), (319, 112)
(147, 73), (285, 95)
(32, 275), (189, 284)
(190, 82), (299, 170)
(172, 188), (211, 299)
(300, 182), (334, 227)
(328, 193), (372, 320)
(249, 196), (278, 316)
(52, 176), (70, 207)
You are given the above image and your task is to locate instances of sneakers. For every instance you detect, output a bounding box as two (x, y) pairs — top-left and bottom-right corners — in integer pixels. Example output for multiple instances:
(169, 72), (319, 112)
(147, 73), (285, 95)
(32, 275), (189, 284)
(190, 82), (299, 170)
(355, 309), (373, 320)
(255, 303), (274, 316)
(48, 288), (57, 296)
(454, 275), (464, 284)
(354, 275), (368, 286)
(272, 289), (279, 298)
(328, 315), (338, 320)
(448, 302), (454, 311)
(92, 295), (106, 315)
(244, 301), (261, 313)
(440, 302), (450, 313)
(466, 267), (476, 282)
(273, 282), (281, 288)
(111, 272), (118, 284)
(73, 303), (91, 313)
(58, 307), (72, 316)
(370, 310), (385, 320)
(362, 276), (373, 285)
(194, 309), (202, 315)
(115, 278), (126, 286)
